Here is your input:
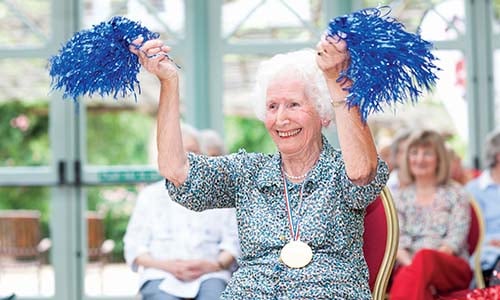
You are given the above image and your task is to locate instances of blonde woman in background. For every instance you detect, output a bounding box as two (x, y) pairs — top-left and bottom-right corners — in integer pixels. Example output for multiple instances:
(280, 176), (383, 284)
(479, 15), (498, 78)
(389, 129), (472, 300)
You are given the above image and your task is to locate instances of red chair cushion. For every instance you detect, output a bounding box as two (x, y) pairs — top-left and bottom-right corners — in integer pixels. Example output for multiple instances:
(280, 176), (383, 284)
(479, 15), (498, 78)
(363, 196), (387, 291)
(468, 204), (480, 255)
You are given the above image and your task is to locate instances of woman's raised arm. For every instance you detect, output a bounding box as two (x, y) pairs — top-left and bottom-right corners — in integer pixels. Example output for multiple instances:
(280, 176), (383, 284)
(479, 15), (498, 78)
(130, 38), (189, 186)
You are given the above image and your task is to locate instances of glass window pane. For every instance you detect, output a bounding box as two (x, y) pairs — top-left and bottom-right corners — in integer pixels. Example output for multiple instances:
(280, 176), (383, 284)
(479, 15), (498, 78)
(222, 0), (323, 42)
(0, 0), (51, 48)
(223, 54), (262, 116)
(494, 0), (500, 35)
(0, 58), (51, 102)
(79, 0), (186, 166)
(361, 0), (466, 39)
(432, 50), (468, 144)
(223, 54), (275, 153)
(86, 105), (156, 165)
(0, 102), (50, 167)
(84, 55), (187, 166)
(0, 58), (51, 167)
(83, 0), (185, 39)
(0, 187), (54, 297)
(419, 0), (465, 41)
(495, 50), (500, 124)
(84, 184), (139, 297)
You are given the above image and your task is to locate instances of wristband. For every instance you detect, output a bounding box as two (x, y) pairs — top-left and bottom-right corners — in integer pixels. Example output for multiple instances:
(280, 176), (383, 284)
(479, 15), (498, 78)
(330, 98), (347, 108)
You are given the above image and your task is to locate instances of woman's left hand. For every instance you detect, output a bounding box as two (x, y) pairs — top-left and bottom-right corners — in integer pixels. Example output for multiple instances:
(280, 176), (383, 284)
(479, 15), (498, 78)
(315, 35), (350, 83)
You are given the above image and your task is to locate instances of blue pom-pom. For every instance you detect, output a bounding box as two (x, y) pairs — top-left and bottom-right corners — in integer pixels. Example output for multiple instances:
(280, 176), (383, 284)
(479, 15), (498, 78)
(49, 16), (158, 101)
(327, 7), (440, 121)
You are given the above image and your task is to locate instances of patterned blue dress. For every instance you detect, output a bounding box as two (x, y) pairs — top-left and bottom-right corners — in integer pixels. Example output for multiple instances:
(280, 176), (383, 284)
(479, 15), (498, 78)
(166, 137), (389, 299)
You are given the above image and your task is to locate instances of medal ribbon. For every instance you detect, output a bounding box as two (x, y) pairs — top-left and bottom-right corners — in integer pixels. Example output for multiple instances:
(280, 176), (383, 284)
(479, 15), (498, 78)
(282, 173), (306, 241)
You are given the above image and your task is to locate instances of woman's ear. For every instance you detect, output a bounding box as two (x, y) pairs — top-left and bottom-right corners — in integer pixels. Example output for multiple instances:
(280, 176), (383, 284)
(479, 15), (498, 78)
(321, 119), (331, 127)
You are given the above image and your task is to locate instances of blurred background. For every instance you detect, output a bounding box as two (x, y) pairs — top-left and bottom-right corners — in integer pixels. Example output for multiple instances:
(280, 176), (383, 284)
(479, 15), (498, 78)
(0, 0), (499, 299)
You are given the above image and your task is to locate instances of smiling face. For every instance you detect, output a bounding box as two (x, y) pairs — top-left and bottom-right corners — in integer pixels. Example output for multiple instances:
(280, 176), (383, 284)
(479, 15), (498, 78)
(264, 76), (323, 157)
(408, 144), (439, 180)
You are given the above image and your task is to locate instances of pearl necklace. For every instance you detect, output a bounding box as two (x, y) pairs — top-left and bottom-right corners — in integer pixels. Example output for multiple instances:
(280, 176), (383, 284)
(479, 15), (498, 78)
(282, 169), (308, 180)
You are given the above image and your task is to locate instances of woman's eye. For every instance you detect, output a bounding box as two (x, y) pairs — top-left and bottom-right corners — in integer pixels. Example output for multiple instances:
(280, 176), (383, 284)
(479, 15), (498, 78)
(267, 103), (276, 110)
(423, 151), (435, 157)
(290, 102), (300, 107)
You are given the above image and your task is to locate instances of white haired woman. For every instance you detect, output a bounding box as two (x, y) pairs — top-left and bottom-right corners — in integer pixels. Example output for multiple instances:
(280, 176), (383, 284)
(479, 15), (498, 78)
(130, 35), (388, 299)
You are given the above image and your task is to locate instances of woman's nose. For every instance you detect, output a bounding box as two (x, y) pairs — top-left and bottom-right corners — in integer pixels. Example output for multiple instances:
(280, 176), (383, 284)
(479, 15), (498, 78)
(415, 152), (426, 162)
(276, 107), (290, 125)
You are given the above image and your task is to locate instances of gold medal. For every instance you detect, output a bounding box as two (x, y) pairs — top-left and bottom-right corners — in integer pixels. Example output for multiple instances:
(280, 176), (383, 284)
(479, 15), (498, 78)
(280, 240), (313, 268)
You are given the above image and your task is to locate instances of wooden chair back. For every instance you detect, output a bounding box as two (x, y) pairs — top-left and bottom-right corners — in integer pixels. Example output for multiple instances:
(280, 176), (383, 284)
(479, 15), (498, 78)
(0, 210), (41, 259)
(86, 211), (105, 261)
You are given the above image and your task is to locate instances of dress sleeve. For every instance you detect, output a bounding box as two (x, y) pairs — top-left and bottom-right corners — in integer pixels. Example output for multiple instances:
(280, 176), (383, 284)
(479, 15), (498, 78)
(166, 150), (256, 211)
(337, 156), (389, 209)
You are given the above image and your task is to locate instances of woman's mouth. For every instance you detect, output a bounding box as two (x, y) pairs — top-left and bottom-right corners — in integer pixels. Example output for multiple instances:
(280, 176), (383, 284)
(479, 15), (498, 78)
(278, 128), (301, 137)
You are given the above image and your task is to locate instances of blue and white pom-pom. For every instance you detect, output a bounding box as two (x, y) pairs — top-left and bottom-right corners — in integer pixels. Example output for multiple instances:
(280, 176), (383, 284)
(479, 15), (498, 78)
(49, 16), (159, 101)
(327, 7), (440, 121)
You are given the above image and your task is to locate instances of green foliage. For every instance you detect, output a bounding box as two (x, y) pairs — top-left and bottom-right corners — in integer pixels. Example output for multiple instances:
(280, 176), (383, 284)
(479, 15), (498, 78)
(0, 101), (49, 166)
(224, 115), (276, 154)
(495, 0), (500, 19)
(86, 110), (154, 165)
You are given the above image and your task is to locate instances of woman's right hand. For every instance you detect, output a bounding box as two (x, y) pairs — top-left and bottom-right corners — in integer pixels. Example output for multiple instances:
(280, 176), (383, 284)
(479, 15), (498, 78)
(129, 37), (178, 84)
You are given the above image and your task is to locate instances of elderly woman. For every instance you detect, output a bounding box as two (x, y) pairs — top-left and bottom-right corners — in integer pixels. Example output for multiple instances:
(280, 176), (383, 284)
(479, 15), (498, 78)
(389, 130), (472, 300)
(130, 35), (388, 299)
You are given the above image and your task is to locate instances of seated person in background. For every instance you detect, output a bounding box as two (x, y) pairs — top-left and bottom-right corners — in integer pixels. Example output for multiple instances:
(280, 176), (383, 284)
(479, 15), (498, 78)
(389, 129), (472, 300)
(199, 129), (227, 156)
(386, 129), (411, 194)
(448, 147), (476, 185)
(466, 129), (500, 284)
(123, 124), (240, 300)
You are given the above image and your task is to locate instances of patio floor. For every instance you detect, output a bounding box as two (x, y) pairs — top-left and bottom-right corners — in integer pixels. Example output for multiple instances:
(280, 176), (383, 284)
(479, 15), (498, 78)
(0, 263), (139, 298)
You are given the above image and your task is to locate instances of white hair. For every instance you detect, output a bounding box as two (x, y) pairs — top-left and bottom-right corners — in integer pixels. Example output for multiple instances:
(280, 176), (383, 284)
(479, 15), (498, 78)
(252, 49), (333, 124)
(484, 129), (500, 168)
(180, 123), (199, 139)
(199, 129), (226, 155)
